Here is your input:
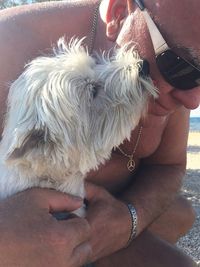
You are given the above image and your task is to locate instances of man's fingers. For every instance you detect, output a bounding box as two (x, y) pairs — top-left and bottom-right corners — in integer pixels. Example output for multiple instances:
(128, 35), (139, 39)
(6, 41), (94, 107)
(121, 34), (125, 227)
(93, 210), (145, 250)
(25, 188), (83, 212)
(72, 241), (92, 267)
(61, 217), (91, 246)
(46, 190), (83, 212)
(85, 182), (103, 201)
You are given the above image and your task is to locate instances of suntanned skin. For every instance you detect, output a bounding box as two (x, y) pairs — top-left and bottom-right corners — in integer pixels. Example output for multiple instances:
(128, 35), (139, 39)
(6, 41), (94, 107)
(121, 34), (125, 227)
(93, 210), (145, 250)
(0, 0), (199, 266)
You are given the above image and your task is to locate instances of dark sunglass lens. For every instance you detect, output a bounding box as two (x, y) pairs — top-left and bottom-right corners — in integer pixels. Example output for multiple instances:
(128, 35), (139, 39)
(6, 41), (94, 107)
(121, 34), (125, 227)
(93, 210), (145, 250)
(156, 50), (200, 90)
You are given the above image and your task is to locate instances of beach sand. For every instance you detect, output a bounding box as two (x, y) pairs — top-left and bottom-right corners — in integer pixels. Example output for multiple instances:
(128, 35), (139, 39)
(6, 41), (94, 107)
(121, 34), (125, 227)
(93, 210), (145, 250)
(177, 131), (200, 264)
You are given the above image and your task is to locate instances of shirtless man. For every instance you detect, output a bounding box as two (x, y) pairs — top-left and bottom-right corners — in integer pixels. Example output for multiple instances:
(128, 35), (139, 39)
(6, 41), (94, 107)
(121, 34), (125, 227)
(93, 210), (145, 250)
(0, 0), (199, 266)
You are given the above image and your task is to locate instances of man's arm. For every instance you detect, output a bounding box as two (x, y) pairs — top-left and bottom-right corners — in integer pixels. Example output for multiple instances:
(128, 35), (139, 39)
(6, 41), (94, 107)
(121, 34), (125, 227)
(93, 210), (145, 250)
(0, 4), (98, 266)
(86, 107), (190, 261)
(122, 106), (190, 234)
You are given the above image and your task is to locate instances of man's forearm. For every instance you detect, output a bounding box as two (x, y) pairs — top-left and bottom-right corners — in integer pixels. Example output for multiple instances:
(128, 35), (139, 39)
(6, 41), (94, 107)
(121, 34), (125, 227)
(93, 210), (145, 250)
(120, 163), (185, 235)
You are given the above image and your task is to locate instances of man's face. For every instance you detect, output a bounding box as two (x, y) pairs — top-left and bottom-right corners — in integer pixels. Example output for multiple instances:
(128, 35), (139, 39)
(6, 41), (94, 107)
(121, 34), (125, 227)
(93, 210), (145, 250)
(147, 0), (200, 115)
(118, 0), (200, 116)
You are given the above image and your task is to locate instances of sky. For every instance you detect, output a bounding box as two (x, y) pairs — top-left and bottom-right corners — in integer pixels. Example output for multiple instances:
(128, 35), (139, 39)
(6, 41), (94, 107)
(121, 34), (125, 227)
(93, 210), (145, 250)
(190, 106), (200, 117)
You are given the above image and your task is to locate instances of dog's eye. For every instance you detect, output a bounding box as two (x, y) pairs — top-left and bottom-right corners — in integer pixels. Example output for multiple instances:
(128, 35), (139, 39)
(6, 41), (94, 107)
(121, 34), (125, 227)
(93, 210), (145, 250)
(85, 80), (101, 99)
(91, 83), (103, 99)
(91, 84), (98, 98)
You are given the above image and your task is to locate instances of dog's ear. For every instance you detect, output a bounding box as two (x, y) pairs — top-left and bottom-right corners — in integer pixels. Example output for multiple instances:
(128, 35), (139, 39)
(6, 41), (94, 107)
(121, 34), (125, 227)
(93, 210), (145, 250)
(6, 129), (52, 160)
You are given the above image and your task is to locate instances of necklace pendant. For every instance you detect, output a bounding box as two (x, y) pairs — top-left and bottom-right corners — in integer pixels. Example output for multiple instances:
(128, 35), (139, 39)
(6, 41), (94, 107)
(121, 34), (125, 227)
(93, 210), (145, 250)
(127, 157), (136, 172)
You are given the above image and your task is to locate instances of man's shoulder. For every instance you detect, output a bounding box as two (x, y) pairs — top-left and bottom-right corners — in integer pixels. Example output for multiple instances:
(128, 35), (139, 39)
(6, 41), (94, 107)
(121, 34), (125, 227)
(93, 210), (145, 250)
(0, 2), (95, 135)
(0, 1), (93, 44)
(0, 1), (95, 79)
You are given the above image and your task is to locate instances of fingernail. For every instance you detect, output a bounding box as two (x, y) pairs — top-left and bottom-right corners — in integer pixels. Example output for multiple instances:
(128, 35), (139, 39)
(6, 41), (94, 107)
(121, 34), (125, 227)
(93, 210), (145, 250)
(72, 195), (83, 202)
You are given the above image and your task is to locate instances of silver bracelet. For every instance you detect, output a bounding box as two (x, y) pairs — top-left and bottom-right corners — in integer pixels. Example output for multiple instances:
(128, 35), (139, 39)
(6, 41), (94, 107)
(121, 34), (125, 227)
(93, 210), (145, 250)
(126, 203), (138, 247)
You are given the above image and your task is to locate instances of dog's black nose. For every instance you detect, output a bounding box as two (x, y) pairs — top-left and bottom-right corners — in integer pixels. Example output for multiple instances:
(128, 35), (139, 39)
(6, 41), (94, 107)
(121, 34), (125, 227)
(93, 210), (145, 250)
(139, 59), (150, 77)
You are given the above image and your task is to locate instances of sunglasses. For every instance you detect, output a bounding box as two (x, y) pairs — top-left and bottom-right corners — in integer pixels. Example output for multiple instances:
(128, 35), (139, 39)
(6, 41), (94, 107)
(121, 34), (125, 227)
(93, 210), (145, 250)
(134, 0), (200, 90)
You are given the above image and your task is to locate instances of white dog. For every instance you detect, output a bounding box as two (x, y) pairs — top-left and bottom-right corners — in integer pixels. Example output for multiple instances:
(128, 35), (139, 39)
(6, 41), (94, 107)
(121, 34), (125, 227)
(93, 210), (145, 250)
(0, 38), (157, 215)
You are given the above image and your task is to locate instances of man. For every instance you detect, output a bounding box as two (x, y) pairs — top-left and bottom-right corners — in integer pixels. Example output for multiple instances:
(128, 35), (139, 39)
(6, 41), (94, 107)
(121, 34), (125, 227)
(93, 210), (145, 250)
(0, 0), (199, 266)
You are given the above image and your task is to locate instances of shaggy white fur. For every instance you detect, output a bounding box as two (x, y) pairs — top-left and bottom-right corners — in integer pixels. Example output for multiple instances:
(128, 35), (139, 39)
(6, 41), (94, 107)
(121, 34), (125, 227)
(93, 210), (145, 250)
(0, 37), (157, 215)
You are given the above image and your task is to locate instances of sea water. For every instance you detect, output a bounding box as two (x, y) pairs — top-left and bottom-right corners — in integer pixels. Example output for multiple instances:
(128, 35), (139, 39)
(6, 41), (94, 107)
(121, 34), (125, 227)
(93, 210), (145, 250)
(190, 117), (200, 132)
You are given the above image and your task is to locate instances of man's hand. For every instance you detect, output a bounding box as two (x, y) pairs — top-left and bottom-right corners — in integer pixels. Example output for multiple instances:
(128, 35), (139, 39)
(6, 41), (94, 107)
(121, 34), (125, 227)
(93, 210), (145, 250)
(0, 188), (92, 267)
(85, 183), (131, 262)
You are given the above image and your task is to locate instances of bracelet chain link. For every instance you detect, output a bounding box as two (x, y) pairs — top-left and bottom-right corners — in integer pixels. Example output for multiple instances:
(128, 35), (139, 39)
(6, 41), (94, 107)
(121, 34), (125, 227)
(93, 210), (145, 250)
(126, 203), (138, 247)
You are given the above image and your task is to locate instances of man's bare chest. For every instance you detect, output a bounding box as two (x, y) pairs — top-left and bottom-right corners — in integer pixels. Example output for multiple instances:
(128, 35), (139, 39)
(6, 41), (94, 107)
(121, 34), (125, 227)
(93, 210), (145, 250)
(123, 116), (168, 159)
(86, 115), (169, 193)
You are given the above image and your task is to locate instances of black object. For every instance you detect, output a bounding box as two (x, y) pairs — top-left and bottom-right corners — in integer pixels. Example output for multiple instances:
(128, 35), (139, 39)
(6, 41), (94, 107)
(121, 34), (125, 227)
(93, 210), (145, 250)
(134, 0), (200, 90)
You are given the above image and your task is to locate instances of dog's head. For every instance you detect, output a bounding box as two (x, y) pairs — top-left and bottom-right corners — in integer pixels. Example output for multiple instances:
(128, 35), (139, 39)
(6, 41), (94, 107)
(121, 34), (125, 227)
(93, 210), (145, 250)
(1, 38), (157, 177)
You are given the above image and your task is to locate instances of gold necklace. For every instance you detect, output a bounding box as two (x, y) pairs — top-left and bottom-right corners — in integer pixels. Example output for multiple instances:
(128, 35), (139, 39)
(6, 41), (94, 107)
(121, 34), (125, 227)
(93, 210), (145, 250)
(89, 2), (142, 172)
(88, 1), (101, 54)
(116, 126), (143, 172)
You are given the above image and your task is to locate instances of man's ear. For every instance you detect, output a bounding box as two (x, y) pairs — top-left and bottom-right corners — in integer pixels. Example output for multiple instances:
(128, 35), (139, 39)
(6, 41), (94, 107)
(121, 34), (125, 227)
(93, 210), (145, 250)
(100, 0), (128, 41)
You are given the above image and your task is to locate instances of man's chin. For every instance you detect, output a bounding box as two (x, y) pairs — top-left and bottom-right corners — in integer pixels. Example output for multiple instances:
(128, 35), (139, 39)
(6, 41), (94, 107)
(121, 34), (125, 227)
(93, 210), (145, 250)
(148, 101), (174, 117)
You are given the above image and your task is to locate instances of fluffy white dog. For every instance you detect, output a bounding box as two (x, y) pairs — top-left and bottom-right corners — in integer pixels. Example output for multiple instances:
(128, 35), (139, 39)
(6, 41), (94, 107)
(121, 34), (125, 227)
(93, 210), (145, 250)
(0, 38), (157, 215)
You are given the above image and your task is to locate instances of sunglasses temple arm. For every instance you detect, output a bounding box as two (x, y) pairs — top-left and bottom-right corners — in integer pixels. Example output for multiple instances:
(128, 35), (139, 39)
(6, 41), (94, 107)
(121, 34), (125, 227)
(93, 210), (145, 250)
(134, 0), (169, 55)
(142, 10), (169, 55)
(134, 0), (145, 10)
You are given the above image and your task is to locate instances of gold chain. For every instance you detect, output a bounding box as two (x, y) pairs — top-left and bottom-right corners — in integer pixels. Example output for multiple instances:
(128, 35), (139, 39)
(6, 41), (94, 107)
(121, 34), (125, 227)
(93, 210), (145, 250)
(88, 1), (101, 54)
(88, 2), (142, 172)
(116, 126), (143, 172)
